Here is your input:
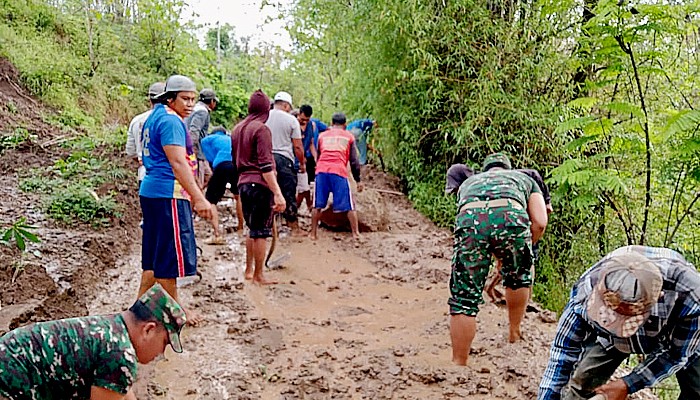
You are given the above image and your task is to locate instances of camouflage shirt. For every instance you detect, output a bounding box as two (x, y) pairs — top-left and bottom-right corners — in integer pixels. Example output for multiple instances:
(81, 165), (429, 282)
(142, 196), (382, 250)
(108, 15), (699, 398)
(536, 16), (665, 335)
(0, 314), (138, 400)
(457, 170), (541, 209)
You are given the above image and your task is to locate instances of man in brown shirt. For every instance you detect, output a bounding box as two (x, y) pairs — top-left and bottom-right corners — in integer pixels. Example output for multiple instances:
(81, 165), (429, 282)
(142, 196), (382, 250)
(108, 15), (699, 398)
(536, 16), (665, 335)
(232, 90), (285, 285)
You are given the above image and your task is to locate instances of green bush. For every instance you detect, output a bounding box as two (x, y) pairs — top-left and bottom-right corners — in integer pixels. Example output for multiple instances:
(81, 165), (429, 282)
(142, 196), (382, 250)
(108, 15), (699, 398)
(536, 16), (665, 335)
(47, 185), (120, 227)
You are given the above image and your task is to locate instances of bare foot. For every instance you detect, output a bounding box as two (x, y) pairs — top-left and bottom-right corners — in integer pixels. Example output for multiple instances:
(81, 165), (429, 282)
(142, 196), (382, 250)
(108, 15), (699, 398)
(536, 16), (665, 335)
(244, 266), (254, 280)
(309, 233), (318, 241)
(253, 277), (278, 285)
(185, 308), (203, 327)
(508, 329), (522, 343)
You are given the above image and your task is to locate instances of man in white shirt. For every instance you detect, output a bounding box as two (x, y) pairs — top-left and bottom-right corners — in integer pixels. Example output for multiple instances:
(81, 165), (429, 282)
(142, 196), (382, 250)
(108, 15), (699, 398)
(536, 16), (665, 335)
(265, 91), (305, 235)
(125, 81), (165, 184)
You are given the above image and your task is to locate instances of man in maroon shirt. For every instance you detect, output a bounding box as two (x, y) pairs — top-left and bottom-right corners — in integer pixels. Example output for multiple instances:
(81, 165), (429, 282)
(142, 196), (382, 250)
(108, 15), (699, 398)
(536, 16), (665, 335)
(231, 90), (285, 285)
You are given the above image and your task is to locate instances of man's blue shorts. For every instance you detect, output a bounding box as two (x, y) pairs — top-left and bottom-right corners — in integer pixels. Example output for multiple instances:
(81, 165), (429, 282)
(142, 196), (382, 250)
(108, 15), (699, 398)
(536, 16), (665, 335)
(314, 172), (355, 212)
(140, 197), (197, 279)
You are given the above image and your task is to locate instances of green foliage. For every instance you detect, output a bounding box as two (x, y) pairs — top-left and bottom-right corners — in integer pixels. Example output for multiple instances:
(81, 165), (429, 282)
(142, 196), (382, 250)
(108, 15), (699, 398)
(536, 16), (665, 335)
(47, 185), (120, 227)
(409, 181), (457, 229)
(0, 127), (35, 153)
(287, 0), (700, 312)
(1, 217), (40, 252)
(19, 146), (125, 227)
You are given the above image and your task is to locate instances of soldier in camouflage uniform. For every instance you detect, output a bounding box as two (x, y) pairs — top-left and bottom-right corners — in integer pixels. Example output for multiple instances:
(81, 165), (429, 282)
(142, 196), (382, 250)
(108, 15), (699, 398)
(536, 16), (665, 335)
(0, 284), (186, 400)
(449, 153), (548, 366)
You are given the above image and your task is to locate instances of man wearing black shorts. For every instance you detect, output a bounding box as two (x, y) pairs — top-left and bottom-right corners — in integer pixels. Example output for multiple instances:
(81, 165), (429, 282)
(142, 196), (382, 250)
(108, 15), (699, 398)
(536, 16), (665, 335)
(201, 126), (245, 244)
(232, 90), (285, 285)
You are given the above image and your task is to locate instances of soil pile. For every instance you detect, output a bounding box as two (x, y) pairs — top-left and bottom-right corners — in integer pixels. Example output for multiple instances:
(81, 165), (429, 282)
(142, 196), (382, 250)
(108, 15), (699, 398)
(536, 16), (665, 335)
(0, 58), (140, 335)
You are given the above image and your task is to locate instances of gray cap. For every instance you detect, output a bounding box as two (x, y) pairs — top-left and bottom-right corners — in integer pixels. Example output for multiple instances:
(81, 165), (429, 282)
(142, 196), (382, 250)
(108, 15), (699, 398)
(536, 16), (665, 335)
(148, 82), (165, 100)
(200, 88), (219, 103)
(155, 75), (197, 100)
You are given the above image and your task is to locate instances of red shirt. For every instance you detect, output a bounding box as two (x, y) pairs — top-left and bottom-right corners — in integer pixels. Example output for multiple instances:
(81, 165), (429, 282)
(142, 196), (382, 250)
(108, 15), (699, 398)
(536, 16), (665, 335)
(315, 128), (355, 178)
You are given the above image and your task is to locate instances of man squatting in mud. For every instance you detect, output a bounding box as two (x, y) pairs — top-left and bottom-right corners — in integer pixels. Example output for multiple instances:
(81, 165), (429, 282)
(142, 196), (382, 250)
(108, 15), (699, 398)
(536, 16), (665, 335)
(446, 162), (553, 302)
(448, 153), (548, 365)
(539, 246), (700, 400)
(0, 284), (186, 400)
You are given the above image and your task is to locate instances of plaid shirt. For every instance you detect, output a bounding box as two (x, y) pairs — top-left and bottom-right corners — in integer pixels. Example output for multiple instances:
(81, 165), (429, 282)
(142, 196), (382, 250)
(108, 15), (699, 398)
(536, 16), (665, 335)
(538, 246), (700, 399)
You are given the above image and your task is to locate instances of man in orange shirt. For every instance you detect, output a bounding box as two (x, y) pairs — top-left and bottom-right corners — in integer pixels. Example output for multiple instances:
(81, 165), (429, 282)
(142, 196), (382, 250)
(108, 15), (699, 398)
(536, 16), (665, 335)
(309, 112), (363, 241)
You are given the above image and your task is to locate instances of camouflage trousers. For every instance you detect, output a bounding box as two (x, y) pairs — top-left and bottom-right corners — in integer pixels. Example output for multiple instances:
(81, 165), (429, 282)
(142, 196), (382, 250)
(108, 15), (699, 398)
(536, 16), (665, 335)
(448, 203), (534, 316)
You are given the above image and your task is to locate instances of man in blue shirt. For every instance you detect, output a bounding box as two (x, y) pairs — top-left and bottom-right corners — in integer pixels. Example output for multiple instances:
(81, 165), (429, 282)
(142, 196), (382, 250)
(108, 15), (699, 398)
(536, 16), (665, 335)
(346, 118), (375, 165)
(293, 105), (328, 212)
(200, 127), (244, 244)
(139, 74), (213, 326)
(539, 246), (700, 400)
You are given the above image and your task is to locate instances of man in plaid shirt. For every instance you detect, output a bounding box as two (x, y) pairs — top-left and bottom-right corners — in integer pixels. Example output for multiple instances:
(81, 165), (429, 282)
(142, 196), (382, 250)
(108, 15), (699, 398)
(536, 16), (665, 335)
(538, 245), (700, 400)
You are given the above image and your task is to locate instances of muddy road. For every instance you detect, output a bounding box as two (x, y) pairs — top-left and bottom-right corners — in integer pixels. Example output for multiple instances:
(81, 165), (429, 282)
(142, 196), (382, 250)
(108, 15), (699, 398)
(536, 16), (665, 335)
(0, 57), (657, 398)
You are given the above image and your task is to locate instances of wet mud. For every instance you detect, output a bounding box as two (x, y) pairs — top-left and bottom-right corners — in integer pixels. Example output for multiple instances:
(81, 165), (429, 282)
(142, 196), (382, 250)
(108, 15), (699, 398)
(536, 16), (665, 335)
(0, 61), (659, 398)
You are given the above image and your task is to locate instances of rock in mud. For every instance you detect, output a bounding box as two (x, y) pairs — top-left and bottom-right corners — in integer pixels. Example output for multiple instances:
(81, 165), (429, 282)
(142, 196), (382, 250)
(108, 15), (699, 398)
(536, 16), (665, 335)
(319, 187), (389, 232)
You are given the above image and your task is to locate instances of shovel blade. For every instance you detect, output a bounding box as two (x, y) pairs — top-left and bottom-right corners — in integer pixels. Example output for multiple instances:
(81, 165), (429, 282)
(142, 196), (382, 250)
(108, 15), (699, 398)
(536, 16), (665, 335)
(266, 252), (291, 269)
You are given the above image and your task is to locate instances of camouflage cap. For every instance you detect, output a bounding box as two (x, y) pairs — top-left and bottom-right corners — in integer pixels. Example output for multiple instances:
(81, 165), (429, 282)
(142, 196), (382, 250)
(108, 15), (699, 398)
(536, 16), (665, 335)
(136, 284), (187, 353)
(482, 153), (512, 172)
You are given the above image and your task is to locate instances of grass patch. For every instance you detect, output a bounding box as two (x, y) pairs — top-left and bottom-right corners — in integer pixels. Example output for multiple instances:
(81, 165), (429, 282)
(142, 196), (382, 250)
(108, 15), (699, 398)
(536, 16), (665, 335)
(18, 141), (128, 227)
(0, 127), (35, 153)
(47, 184), (119, 227)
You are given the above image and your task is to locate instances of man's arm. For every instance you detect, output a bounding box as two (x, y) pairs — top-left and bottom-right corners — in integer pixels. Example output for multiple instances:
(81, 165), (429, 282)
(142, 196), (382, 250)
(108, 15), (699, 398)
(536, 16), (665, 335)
(538, 303), (591, 400)
(291, 118), (305, 172)
(187, 110), (208, 160)
(263, 171), (286, 212)
(292, 138), (305, 172)
(163, 145), (212, 220)
(310, 142), (318, 160)
(91, 386), (133, 400)
(620, 313), (700, 394)
(349, 141), (362, 184)
(527, 192), (547, 243)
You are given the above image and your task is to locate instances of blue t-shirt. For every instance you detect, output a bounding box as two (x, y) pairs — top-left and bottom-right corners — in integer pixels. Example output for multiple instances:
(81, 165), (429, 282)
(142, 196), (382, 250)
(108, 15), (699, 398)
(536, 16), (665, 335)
(201, 131), (232, 169)
(308, 118), (327, 157)
(300, 120), (315, 159)
(140, 104), (190, 200)
(346, 119), (373, 165)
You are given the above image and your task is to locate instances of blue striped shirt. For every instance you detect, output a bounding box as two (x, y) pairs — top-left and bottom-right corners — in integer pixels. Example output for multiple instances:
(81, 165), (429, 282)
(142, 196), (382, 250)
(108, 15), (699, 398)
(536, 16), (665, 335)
(538, 245), (700, 399)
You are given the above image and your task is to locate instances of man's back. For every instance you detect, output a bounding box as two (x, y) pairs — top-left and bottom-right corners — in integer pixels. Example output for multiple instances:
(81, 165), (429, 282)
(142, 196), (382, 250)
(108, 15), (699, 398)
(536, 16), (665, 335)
(233, 120), (273, 188)
(457, 170), (540, 208)
(0, 315), (137, 400)
(184, 102), (210, 159)
(201, 133), (232, 169)
(316, 128), (355, 178)
(266, 109), (301, 161)
(126, 110), (152, 159)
